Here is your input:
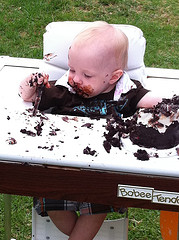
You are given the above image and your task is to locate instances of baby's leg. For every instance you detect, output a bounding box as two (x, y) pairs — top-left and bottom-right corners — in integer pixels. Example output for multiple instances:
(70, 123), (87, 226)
(48, 211), (106, 240)
(47, 210), (78, 236)
(69, 213), (107, 240)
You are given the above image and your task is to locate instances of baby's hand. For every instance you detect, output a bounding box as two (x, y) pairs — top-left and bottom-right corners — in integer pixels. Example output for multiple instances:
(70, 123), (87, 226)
(19, 72), (50, 102)
(28, 73), (50, 88)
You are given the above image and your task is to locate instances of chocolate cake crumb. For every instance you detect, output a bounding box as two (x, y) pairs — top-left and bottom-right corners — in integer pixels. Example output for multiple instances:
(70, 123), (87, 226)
(103, 140), (111, 153)
(7, 116), (10, 120)
(6, 137), (17, 145)
(153, 153), (159, 158)
(38, 146), (48, 149)
(49, 145), (54, 151)
(62, 116), (69, 122)
(34, 122), (44, 136)
(83, 146), (97, 156)
(103, 116), (127, 153)
(49, 130), (57, 136)
(20, 129), (36, 137)
(81, 123), (93, 129)
(134, 149), (150, 161)
(38, 145), (55, 151)
(72, 117), (78, 121)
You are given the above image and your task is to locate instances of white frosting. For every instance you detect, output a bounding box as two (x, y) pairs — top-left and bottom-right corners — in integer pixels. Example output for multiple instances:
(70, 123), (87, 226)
(136, 108), (179, 133)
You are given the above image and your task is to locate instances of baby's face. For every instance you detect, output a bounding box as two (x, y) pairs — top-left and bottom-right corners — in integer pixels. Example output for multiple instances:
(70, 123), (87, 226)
(68, 43), (115, 98)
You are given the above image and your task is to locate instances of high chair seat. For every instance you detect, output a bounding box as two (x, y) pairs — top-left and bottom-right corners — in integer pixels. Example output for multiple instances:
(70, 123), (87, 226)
(32, 208), (128, 240)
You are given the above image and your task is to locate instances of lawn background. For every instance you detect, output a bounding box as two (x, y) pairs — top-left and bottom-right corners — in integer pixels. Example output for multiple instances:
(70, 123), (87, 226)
(0, 0), (178, 239)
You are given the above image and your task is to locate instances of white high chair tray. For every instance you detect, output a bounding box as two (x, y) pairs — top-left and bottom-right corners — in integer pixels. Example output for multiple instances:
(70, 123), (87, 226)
(0, 56), (179, 211)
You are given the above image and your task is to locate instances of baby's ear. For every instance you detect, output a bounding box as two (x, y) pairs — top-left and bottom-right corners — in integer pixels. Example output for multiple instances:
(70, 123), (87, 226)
(110, 69), (123, 84)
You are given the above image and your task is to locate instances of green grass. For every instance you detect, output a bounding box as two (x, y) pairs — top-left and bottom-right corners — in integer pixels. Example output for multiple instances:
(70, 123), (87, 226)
(0, 0), (178, 68)
(0, 195), (32, 239)
(0, 0), (178, 239)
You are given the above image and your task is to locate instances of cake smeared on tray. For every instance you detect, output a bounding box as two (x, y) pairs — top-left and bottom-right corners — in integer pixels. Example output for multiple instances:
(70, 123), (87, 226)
(4, 93), (179, 160)
(103, 95), (179, 157)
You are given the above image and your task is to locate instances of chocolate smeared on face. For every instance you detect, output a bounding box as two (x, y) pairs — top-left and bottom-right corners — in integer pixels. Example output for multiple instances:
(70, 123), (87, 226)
(68, 78), (94, 98)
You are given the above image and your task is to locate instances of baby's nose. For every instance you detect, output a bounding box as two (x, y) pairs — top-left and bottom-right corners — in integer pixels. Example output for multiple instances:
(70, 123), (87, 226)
(73, 75), (82, 84)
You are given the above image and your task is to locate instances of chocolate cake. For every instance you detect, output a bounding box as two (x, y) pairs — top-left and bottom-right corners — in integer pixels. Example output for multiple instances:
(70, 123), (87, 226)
(104, 95), (179, 155)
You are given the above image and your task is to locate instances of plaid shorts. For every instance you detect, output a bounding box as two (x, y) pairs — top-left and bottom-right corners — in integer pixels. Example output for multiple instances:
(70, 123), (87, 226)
(33, 197), (126, 217)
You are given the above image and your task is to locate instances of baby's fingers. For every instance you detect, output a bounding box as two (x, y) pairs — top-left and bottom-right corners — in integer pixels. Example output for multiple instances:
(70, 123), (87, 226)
(42, 73), (50, 88)
(28, 73), (45, 87)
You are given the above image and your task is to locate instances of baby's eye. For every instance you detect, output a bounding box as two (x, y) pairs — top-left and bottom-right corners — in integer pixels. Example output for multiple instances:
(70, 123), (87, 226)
(69, 69), (75, 73)
(84, 73), (92, 78)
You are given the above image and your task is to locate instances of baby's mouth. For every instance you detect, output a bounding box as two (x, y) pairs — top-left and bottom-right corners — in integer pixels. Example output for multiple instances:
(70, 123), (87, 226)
(68, 82), (94, 98)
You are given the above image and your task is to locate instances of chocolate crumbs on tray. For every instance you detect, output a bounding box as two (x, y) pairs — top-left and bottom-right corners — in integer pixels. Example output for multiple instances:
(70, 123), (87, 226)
(49, 130), (57, 136)
(83, 146), (97, 156)
(103, 116), (127, 153)
(20, 129), (36, 137)
(134, 149), (150, 161)
(4, 95), (178, 160)
(81, 123), (93, 129)
(38, 145), (54, 151)
(34, 122), (44, 136)
(153, 153), (159, 158)
(62, 116), (69, 122)
(103, 95), (179, 153)
(6, 137), (17, 145)
(103, 140), (111, 153)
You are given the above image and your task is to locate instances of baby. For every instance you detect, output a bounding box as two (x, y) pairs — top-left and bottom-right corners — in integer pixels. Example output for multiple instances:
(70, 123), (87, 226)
(19, 21), (161, 240)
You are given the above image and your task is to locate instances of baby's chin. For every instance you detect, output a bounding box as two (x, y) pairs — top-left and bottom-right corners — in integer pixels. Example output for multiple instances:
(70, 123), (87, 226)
(71, 84), (94, 98)
(75, 90), (91, 98)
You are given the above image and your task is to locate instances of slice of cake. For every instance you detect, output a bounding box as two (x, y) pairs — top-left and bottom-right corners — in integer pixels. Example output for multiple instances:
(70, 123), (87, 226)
(103, 95), (179, 155)
(130, 95), (179, 149)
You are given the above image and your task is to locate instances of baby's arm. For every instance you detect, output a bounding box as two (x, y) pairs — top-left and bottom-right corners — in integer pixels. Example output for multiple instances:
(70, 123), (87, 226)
(19, 73), (49, 102)
(137, 91), (162, 108)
